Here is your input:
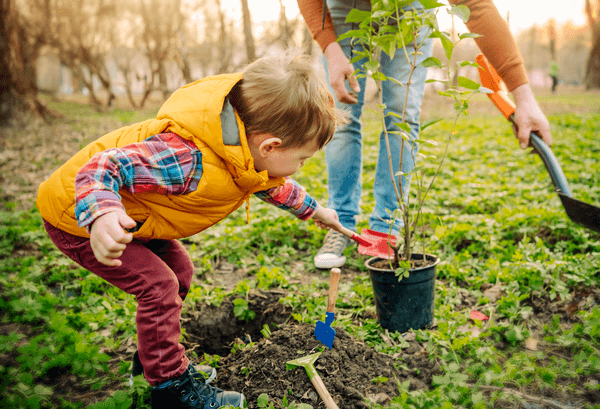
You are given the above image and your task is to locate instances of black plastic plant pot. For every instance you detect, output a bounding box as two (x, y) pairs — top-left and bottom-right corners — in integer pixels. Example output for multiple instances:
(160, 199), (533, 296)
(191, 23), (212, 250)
(366, 254), (440, 333)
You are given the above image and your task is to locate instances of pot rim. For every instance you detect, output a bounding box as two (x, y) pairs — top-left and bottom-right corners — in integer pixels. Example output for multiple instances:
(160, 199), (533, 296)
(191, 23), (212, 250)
(365, 253), (440, 274)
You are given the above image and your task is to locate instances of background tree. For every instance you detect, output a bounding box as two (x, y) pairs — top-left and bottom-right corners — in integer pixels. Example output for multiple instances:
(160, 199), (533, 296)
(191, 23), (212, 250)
(30, 0), (119, 110)
(585, 0), (600, 88)
(240, 0), (256, 63)
(547, 19), (557, 60)
(0, 0), (51, 124)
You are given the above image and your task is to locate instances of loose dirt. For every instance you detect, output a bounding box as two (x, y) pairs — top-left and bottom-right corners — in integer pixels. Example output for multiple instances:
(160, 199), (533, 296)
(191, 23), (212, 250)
(182, 290), (438, 409)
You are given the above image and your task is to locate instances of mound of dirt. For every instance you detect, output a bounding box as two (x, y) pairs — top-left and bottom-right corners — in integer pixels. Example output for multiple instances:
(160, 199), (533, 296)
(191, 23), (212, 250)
(217, 322), (440, 409)
(182, 290), (291, 356)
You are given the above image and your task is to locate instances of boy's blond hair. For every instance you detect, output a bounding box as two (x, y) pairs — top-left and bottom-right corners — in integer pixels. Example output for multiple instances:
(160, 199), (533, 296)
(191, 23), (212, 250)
(230, 51), (346, 150)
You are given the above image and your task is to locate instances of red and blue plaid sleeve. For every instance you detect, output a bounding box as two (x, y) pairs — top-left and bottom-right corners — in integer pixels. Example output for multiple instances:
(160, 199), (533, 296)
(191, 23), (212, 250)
(253, 177), (318, 220)
(74, 133), (202, 230)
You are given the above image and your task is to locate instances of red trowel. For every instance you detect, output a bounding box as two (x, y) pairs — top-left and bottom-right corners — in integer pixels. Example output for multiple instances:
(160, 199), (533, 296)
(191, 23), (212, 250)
(337, 226), (374, 247)
(477, 54), (600, 233)
(357, 228), (397, 259)
(314, 268), (341, 349)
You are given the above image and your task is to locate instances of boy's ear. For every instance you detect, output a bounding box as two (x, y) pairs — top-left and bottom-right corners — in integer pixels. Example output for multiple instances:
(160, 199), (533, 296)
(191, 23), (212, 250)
(258, 137), (283, 158)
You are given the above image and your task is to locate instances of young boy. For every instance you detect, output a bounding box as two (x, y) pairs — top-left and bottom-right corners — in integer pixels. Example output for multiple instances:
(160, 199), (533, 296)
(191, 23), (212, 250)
(36, 52), (346, 409)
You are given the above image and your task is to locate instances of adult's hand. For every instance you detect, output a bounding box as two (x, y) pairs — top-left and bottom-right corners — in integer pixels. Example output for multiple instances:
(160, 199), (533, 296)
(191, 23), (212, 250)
(324, 42), (360, 105)
(90, 210), (136, 266)
(511, 83), (552, 149)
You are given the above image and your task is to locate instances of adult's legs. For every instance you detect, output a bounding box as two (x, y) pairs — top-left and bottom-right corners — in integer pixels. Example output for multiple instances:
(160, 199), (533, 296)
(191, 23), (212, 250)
(323, 0), (371, 232)
(370, 20), (434, 235)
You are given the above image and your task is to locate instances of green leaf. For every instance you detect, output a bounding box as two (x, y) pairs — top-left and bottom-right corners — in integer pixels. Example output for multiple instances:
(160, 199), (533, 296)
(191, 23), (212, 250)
(457, 76), (481, 90)
(337, 29), (368, 41)
(381, 38), (396, 59)
(364, 60), (380, 74)
(33, 384), (53, 396)
(418, 0), (445, 8)
(371, 10), (388, 19)
(346, 9), (371, 23)
(420, 118), (442, 131)
(387, 77), (405, 87)
(459, 32), (482, 40)
(432, 32), (454, 60)
(257, 393), (269, 407)
(397, 122), (412, 134)
(448, 4), (470, 22)
(421, 56), (442, 68)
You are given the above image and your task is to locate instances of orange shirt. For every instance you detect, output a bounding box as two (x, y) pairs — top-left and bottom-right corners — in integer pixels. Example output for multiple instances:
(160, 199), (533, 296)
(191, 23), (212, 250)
(297, 0), (528, 91)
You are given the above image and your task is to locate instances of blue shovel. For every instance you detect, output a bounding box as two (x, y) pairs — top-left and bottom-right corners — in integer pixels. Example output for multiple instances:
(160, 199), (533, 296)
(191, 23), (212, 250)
(314, 268), (341, 349)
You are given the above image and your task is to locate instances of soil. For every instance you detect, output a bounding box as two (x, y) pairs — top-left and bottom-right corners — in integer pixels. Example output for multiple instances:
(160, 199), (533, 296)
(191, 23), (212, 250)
(179, 287), (600, 409)
(181, 290), (439, 409)
(368, 254), (439, 271)
(219, 323), (436, 409)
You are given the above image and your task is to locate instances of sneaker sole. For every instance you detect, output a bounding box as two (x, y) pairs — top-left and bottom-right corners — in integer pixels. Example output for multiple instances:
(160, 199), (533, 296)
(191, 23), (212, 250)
(129, 365), (217, 387)
(314, 253), (347, 269)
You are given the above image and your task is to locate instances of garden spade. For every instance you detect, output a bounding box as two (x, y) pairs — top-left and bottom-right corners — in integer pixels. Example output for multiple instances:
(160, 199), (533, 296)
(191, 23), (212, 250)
(286, 352), (340, 409)
(314, 268), (340, 349)
(477, 55), (600, 233)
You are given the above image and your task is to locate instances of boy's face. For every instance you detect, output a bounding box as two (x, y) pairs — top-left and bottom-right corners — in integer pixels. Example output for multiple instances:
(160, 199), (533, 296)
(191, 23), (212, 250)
(250, 134), (320, 178)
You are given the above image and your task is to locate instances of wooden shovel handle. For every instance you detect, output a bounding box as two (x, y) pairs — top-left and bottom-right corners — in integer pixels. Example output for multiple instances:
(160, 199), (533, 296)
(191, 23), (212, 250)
(327, 268), (341, 314)
(337, 226), (363, 242)
(310, 374), (340, 409)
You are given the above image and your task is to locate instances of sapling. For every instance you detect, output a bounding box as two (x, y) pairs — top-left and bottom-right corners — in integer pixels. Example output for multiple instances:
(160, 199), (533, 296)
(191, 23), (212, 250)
(342, 0), (490, 275)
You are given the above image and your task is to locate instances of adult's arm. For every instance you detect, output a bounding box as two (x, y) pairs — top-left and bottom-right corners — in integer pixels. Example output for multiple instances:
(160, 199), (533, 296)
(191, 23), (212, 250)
(450, 0), (551, 148)
(297, 0), (337, 52)
(297, 0), (360, 104)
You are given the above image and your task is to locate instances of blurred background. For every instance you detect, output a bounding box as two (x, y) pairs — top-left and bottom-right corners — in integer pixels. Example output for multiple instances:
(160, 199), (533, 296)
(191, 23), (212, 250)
(1, 0), (600, 121)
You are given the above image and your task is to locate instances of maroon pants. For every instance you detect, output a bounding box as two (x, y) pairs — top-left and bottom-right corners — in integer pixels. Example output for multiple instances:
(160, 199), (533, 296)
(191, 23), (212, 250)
(43, 220), (192, 386)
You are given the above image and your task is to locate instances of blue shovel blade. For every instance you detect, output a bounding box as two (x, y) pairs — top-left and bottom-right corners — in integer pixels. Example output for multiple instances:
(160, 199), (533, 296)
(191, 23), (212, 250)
(314, 311), (336, 349)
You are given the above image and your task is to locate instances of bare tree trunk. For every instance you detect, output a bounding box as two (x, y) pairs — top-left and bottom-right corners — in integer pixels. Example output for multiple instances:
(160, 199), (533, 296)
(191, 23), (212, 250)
(303, 25), (313, 56)
(584, 0), (600, 88)
(240, 0), (255, 63)
(215, 0), (232, 73)
(176, 30), (193, 84)
(278, 0), (293, 48)
(0, 0), (52, 124)
(546, 19), (557, 61)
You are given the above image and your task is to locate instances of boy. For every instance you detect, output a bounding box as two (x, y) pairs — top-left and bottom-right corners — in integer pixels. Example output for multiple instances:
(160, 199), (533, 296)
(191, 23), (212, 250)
(36, 52), (346, 409)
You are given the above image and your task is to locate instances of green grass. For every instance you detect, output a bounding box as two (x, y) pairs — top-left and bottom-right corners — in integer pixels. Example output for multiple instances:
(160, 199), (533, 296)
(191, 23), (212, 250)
(1, 96), (599, 408)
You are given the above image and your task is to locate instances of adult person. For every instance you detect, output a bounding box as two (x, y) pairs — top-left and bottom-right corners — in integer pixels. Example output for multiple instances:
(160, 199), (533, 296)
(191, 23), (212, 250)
(298, 0), (553, 269)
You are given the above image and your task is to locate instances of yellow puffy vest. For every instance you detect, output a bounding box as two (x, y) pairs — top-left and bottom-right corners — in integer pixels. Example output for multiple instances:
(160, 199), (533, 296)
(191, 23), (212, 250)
(36, 73), (285, 239)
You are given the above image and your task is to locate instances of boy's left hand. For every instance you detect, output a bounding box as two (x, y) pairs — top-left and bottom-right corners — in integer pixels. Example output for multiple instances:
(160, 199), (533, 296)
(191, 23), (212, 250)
(312, 205), (343, 231)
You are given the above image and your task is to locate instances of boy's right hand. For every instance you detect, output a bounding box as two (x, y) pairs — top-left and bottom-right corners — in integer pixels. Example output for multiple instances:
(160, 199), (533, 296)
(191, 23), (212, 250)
(90, 210), (136, 267)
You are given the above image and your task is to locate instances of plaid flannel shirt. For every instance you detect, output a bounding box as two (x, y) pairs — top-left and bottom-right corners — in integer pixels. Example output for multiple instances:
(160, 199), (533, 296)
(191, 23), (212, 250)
(74, 132), (317, 231)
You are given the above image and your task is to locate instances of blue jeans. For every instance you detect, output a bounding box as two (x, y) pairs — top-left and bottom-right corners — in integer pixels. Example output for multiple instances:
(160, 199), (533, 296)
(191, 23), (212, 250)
(323, 0), (433, 235)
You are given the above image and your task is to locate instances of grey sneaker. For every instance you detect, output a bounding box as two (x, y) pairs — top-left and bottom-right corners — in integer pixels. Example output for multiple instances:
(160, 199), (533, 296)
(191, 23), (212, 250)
(314, 230), (352, 269)
(130, 350), (217, 387)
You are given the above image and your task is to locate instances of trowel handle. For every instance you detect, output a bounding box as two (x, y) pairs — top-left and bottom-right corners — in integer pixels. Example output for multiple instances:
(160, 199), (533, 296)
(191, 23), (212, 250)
(310, 374), (340, 409)
(327, 268), (341, 314)
(338, 226), (372, 247)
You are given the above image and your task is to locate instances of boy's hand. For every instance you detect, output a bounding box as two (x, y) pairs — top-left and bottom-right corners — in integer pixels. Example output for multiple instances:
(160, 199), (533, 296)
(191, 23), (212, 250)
(312, 205), (343, 231)
(90, 210), (136, 266)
